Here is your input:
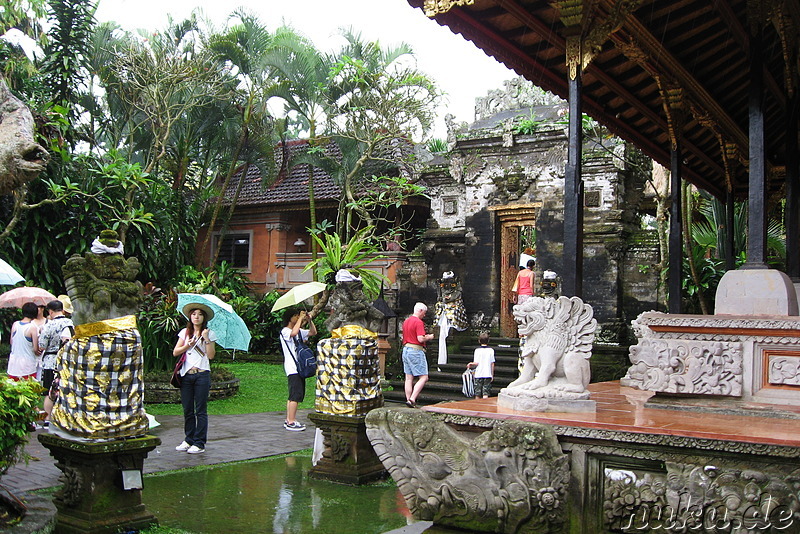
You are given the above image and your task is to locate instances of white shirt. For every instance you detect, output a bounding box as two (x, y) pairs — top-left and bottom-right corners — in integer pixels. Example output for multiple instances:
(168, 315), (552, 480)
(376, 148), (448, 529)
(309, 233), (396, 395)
(280, 327), (310, 376)
(8, 321), (37, 377)
(178, 328), (218, 375)
(472, 346), (495, 379)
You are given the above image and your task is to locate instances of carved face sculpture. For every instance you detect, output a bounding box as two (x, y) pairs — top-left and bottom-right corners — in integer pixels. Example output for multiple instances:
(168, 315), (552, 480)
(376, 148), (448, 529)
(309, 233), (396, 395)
(438, 277), (462, 303)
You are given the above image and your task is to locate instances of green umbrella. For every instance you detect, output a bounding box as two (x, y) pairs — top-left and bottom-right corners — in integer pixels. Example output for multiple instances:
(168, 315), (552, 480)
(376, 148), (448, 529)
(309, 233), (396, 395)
(270, 282), (327, 313)
(177, 293), (251, 351)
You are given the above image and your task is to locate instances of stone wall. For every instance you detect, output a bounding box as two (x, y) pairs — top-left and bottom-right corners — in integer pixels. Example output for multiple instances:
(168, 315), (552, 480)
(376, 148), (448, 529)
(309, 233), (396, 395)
(399, 79), (661, 341)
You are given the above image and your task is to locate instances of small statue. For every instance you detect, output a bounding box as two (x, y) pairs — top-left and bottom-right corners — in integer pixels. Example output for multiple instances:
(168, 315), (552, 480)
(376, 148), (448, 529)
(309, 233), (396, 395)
(504, 295), (596, 396)
(540, 270), (559, 298)
(52, 229), (147, 439)
(433, 271), (469, 366)
(62, 229), (143, 325)
(316, 269), (384, 416)
(324, 270), (384, 333)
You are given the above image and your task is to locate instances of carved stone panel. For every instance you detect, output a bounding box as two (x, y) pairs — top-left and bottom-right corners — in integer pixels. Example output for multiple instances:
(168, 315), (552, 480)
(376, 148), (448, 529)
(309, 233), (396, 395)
(622, 338), (743, 396)
(365, 407), (570, 533)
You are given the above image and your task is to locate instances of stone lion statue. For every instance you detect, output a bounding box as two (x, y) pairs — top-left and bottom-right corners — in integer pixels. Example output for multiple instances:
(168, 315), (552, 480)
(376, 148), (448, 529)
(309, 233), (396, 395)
(505, 295), (596, 396)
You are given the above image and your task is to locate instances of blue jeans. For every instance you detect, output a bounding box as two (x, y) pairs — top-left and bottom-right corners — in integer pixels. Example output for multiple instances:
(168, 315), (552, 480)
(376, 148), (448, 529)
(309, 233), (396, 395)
(181, 370), (210, 448)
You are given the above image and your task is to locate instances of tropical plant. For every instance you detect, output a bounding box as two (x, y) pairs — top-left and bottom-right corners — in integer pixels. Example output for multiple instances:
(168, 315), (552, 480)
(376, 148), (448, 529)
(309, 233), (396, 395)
(426, 138), (447, 153)
(0, 378), (41, 476)
(514, 111), (542, 135)
(323, 30), (440, 238)
(137, 290), (182, 372)
(304, 226), (388, 316)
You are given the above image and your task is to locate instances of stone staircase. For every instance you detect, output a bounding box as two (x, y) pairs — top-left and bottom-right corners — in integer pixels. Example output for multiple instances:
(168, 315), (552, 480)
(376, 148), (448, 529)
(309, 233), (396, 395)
(382, 338), (521, 406)
(382, 339), (632, 407)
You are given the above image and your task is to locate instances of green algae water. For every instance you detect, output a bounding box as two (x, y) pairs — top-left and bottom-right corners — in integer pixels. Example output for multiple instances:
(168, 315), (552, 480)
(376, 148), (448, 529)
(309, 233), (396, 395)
(142, 454), (415, 533)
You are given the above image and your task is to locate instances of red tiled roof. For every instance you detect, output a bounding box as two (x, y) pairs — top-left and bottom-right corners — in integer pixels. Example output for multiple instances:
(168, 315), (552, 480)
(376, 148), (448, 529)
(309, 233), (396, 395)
(221, 139), (342, 206)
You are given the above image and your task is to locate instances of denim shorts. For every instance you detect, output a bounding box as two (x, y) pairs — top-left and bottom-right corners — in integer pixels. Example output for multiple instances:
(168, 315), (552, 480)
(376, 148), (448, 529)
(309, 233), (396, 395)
(402, 345), (428, 376)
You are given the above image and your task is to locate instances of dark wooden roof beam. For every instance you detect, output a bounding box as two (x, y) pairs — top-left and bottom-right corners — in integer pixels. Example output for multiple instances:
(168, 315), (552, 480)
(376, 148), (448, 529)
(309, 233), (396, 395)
(620, 15), (748, 151)
(712, 0), (786, 110)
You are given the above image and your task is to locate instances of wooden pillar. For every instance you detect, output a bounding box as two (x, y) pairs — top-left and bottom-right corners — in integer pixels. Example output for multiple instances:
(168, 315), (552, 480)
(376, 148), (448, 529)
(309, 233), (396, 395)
(787, 93), (800, 279)
(668, 140), (682, 313)
(725, 188), (736, 272)
(745, 24), (768, 268)
(563, 72), (583, 297)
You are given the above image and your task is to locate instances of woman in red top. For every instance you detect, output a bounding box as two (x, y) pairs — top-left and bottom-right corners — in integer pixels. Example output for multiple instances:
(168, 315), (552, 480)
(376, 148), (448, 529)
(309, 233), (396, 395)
(512, 259), (536, 305)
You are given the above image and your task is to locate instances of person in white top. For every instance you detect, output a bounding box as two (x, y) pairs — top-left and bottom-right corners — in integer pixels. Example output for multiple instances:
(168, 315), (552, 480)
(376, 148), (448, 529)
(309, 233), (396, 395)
(466, 332), (495, 399)
(7, 302), (42, 381)
(173, 303), (217, 454)
(280, 308), (317, 431)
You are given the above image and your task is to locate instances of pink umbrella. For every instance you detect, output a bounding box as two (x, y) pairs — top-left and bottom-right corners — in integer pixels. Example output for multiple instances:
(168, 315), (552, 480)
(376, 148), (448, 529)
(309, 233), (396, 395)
(0, 286), (57, 308)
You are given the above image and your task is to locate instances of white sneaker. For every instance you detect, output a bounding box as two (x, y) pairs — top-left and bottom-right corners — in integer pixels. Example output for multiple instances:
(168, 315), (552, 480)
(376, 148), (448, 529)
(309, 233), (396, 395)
(175, 441), (191, 452)
(187, 445), (205, 454)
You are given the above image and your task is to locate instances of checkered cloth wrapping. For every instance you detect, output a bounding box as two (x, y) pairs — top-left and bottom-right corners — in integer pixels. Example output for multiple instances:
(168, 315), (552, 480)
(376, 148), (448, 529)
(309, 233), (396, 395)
(434, 300), (469, 331)
(315, 325), (383, 417)
(52, 315), (148, 439)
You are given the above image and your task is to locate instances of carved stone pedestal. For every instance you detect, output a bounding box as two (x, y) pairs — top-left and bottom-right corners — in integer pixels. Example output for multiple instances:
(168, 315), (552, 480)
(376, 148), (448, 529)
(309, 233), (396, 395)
(38, 433), (160, 534)
(307, 412), (386, 485)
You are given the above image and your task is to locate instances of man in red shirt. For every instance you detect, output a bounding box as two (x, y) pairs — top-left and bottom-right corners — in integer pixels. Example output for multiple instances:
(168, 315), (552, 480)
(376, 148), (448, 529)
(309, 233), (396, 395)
(402, 302), (434, 407)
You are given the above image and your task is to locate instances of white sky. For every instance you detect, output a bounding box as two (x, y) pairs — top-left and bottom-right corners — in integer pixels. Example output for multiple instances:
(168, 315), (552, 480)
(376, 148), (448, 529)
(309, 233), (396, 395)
(94, 0), (516, 140)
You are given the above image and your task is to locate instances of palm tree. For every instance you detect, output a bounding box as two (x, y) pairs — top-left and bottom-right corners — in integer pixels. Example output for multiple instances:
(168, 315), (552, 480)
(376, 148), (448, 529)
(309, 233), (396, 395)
(199, 9), (282, 263)
(262, 26), (336, 267)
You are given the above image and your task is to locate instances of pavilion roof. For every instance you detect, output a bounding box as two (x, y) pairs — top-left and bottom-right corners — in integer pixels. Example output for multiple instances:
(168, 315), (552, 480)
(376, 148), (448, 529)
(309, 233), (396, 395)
(408, 0), (800, 199)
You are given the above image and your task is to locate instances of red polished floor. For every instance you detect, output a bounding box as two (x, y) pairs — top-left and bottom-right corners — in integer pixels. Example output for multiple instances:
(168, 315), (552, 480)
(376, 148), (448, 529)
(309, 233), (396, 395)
(422, 381), (800, 448)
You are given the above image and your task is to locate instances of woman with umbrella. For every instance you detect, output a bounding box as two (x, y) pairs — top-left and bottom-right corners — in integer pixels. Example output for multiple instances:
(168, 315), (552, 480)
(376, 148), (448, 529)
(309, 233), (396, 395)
(173, 303), (217, 454)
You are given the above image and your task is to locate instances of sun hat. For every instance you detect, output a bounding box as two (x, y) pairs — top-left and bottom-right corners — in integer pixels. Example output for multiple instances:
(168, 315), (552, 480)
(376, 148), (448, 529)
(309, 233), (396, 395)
(181, 302), (215, 321)
(57, 294), (74, 315)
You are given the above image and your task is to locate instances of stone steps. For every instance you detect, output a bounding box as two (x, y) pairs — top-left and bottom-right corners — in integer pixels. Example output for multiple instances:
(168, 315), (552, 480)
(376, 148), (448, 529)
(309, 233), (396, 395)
(382, 340), (632, 406)
(383, 338), (522, 405)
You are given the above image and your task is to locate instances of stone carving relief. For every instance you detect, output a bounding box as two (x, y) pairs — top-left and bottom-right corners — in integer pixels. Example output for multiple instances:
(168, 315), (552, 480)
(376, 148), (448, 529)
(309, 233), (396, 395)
(474, 77), (564, 121)
(54, 465), (84, 507)
(365, 407), (569, 533)
(0, 78), (48, 195)
(502, 296), (596, 398)
(768, 355), (800, 386)
(621, 338), (743, 396)
(602, 462), (800, 532)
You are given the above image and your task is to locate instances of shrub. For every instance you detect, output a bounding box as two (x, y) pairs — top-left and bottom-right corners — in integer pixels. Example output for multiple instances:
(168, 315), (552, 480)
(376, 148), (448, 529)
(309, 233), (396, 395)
(0, 378), (41, 476)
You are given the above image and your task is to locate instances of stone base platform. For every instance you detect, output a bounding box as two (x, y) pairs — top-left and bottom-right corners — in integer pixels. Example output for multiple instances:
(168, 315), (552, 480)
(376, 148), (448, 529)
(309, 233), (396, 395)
(368, 381), (800, 533)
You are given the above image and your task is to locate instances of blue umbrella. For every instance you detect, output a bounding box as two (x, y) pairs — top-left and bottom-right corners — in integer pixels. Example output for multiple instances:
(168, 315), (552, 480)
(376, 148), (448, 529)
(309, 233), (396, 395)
(0, 258), (24, 285)
(177, 293), (251, 351)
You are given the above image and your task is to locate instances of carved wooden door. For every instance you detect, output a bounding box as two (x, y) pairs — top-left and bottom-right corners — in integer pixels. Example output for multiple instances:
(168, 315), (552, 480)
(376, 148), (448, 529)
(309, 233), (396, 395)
(495, 204), (538, 337)
(500, 225), (520, 336)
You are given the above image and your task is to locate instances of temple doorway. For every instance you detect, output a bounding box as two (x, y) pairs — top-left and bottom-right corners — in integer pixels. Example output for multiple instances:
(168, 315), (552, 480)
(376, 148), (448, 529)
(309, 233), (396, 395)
(492, 204), (538, 337)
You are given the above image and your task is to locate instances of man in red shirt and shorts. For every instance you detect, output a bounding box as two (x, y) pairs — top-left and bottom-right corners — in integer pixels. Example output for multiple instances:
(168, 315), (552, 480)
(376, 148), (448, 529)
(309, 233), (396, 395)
(402, 302), (434, 407)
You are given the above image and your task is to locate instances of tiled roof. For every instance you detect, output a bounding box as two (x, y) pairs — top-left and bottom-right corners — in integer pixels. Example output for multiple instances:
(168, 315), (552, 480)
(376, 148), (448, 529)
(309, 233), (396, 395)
(221, 140), (342, 206)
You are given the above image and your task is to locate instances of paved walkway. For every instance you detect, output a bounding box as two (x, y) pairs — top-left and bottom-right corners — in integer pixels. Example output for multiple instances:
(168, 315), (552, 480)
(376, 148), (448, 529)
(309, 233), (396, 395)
(2, 410), (316, 494)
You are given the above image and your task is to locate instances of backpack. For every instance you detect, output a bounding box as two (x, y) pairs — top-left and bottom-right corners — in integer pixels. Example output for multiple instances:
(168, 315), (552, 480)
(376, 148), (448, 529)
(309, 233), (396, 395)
(290, 333), (318, 379)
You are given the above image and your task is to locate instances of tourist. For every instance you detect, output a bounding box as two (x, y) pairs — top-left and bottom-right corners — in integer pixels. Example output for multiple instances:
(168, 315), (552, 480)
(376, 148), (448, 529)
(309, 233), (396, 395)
(519, 247), (535, 269)
(38, 299), (74, 426)
(511, 258), (536, 305)
(173, 303), (217, 454)
(279, 308), (317, 431)
(466, 332), (495, 399)
(402, 302), (434, 408)
(7, 302), (41, 381)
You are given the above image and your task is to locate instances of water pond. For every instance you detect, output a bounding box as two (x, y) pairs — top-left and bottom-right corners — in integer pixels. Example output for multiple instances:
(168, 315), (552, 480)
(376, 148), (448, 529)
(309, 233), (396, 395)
(143, 454), (422, 533)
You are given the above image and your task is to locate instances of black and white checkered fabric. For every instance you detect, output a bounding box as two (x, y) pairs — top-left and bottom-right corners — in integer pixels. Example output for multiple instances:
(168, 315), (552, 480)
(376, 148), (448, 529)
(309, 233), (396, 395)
(52, 325), (148, 439)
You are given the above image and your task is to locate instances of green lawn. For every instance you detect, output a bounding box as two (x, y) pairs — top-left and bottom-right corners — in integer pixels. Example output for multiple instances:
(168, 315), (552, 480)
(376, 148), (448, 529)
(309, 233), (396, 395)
(144, 361), (316, 416)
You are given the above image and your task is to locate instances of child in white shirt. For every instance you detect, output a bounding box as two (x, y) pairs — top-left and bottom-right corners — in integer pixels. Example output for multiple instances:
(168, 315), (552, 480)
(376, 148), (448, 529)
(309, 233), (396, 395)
(466, 332), (495, 399)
